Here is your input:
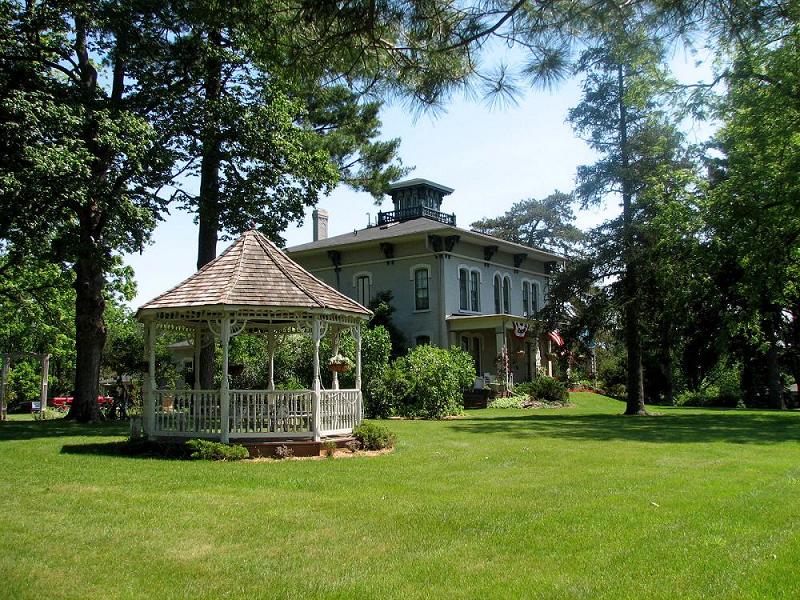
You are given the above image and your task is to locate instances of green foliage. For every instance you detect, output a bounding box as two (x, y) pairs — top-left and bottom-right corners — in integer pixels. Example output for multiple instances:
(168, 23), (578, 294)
(368, 292), (407, 357)
(364, 363), (412, 419)
(186, 439), (249, 461)
(352, 422), (396, 451)
(6, 361), (40, 406)
(471, 191), (584, 256)
(488, 395), (527, 409)
(528, 377), (569, 404)
(392, 345), (475, 419)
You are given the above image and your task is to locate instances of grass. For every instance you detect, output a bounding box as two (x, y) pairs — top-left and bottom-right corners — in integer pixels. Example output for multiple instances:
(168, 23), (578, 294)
(1, 393), (799, 599)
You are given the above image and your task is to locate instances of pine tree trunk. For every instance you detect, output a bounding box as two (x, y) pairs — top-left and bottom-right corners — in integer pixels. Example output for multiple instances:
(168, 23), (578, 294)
(196, 27), (223, 390)
(617, 63), (646, 416)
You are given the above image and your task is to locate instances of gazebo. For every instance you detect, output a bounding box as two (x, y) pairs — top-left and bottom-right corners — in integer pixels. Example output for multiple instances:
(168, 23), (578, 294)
(136, 230), (371, 444)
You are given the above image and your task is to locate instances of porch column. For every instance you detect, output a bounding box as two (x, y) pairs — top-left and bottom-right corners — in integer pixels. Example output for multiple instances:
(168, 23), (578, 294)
(0, 354), (8, 421)
(145, 320), (157, 439)
(39, 353), (50, 417)
(331, 328), (340, 390)
(354, 323), (363, 421)
(311, 316), (321, 442)
(220, 317), (231, 443)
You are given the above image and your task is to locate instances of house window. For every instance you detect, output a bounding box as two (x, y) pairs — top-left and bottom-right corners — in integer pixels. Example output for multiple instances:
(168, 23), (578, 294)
(356, 275), (371, 306)
(415, 335), (430, 346)
(459, 268), (468, 311)
(502, 276), (511, 314)
(494, 274), (502, 313)
(532, 283), (539, 314)
(470, 271), (480, 312)
(414, 268), (430, 311)
(523, 282), (530, 315)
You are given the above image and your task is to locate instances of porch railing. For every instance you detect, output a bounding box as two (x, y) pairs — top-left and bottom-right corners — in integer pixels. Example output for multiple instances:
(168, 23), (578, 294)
(152, 388), (361, 439)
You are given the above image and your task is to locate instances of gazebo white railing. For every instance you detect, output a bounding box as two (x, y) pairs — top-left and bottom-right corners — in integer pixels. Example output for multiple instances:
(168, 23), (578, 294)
(149, 385), (362, 440)
(136, 230), (372, 443)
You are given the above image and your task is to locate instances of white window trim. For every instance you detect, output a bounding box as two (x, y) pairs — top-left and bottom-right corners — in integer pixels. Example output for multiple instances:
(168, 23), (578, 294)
(409, 263), (432, 281)
(352, 271), (373, 288)
(457, 265), (482, 314)
(413, 333), (433, 346)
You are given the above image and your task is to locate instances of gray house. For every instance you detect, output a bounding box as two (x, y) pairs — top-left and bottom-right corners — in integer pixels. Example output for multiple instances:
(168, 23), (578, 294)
(287, 179), (565, 385)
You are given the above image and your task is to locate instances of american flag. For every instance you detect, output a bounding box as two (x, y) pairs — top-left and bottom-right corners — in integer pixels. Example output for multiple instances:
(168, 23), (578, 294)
(547, 331), (564, 347)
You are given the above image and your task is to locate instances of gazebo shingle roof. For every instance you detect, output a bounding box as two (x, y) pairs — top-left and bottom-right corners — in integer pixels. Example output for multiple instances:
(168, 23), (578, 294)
(137, 230), (370, 316)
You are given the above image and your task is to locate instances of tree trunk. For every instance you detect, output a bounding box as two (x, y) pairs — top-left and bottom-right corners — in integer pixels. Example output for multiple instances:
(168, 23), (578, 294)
(617, 63), (646, 416)
(69, 237), (105, 423)
(196, 27), (224, 390)
(764, 309), (785, 410)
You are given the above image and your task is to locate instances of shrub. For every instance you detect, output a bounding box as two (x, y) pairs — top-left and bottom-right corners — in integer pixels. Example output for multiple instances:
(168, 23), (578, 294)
(322, 440), (337, 458)
(513, 381), (534, 397)
(274, 444), (294, 459)
(528, 377), (569, 404)
(353, 422), (396, 450)
(488, 395), (527, 409)
(394, 345), (475, 419)
(186, 439), (249, 461)
(345, 439), (362, 453)
(364, 363), (411, 418)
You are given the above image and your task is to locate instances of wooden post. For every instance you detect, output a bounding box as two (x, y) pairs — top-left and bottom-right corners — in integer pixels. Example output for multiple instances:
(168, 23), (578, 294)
(311, 316), (321, 442)
(354, 323), (363, 422)
(0, 354), (8, 422)
(220, 317), (231, 443)
(145, 320), (157, 439)
(266, 330), (276, 391)
(39, 353), (50, 417)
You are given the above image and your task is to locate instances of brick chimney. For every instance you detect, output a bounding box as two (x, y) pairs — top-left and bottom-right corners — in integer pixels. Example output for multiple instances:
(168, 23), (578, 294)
(312, 208), (328, 241)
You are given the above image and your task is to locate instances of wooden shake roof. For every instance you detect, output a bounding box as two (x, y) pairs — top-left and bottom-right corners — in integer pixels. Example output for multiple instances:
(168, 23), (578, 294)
(137, 230), (371, 316)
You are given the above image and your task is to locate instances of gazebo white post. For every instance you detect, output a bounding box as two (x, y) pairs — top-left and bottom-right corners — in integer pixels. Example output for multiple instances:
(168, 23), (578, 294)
(220, 317), (231, 443)
(311, 316), (321, 442)
(354, 323), (363, 422)
(266, 330), (276, 391)
(39, 353), (50, 417)
(192, 325), (202, 428)
(331, 328), (340, 391)
(0, 354), (8, 422)
(193, 326), (201, 391)
(145, 320), (157, 439)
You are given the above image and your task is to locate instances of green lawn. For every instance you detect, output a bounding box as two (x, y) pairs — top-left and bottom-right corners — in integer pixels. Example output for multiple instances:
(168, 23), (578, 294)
(1, 393), (799, 599)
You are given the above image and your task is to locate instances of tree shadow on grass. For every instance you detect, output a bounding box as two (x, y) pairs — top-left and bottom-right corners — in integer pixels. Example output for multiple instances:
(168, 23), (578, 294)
(0, 419), (128, 442)
(60, 438), (191, 460)
(450, 409), (800, 445)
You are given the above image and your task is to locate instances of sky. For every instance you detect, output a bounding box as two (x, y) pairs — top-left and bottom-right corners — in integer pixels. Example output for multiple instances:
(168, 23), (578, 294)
(124, 45), (714, 309)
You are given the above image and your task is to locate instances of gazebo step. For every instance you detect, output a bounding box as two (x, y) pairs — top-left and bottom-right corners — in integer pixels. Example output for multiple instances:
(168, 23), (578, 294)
(241, 436), (357, 458)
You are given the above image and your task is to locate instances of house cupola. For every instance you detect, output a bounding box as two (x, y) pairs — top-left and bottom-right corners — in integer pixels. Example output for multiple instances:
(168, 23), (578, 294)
(377, 178), (456, 226)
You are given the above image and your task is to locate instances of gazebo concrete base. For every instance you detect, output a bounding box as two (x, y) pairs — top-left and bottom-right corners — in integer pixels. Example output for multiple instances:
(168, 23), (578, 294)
(241, 435), (356, 458)
(151, 434), (357, 458)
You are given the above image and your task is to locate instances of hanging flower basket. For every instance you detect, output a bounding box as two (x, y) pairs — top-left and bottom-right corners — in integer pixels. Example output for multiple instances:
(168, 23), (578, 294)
(227, 364), (245, 377)
(328, 353), (354, 373)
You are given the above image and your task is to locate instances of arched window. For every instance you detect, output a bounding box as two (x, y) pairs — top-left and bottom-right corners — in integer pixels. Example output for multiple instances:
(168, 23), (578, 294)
(414, 267), (430, 311)
(522, 281), (530, 315)
(469, 271), (480, 311)
(502, 276), (511, 314)
(459, 268), (469, 310)
(494, 274), (502, 313)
